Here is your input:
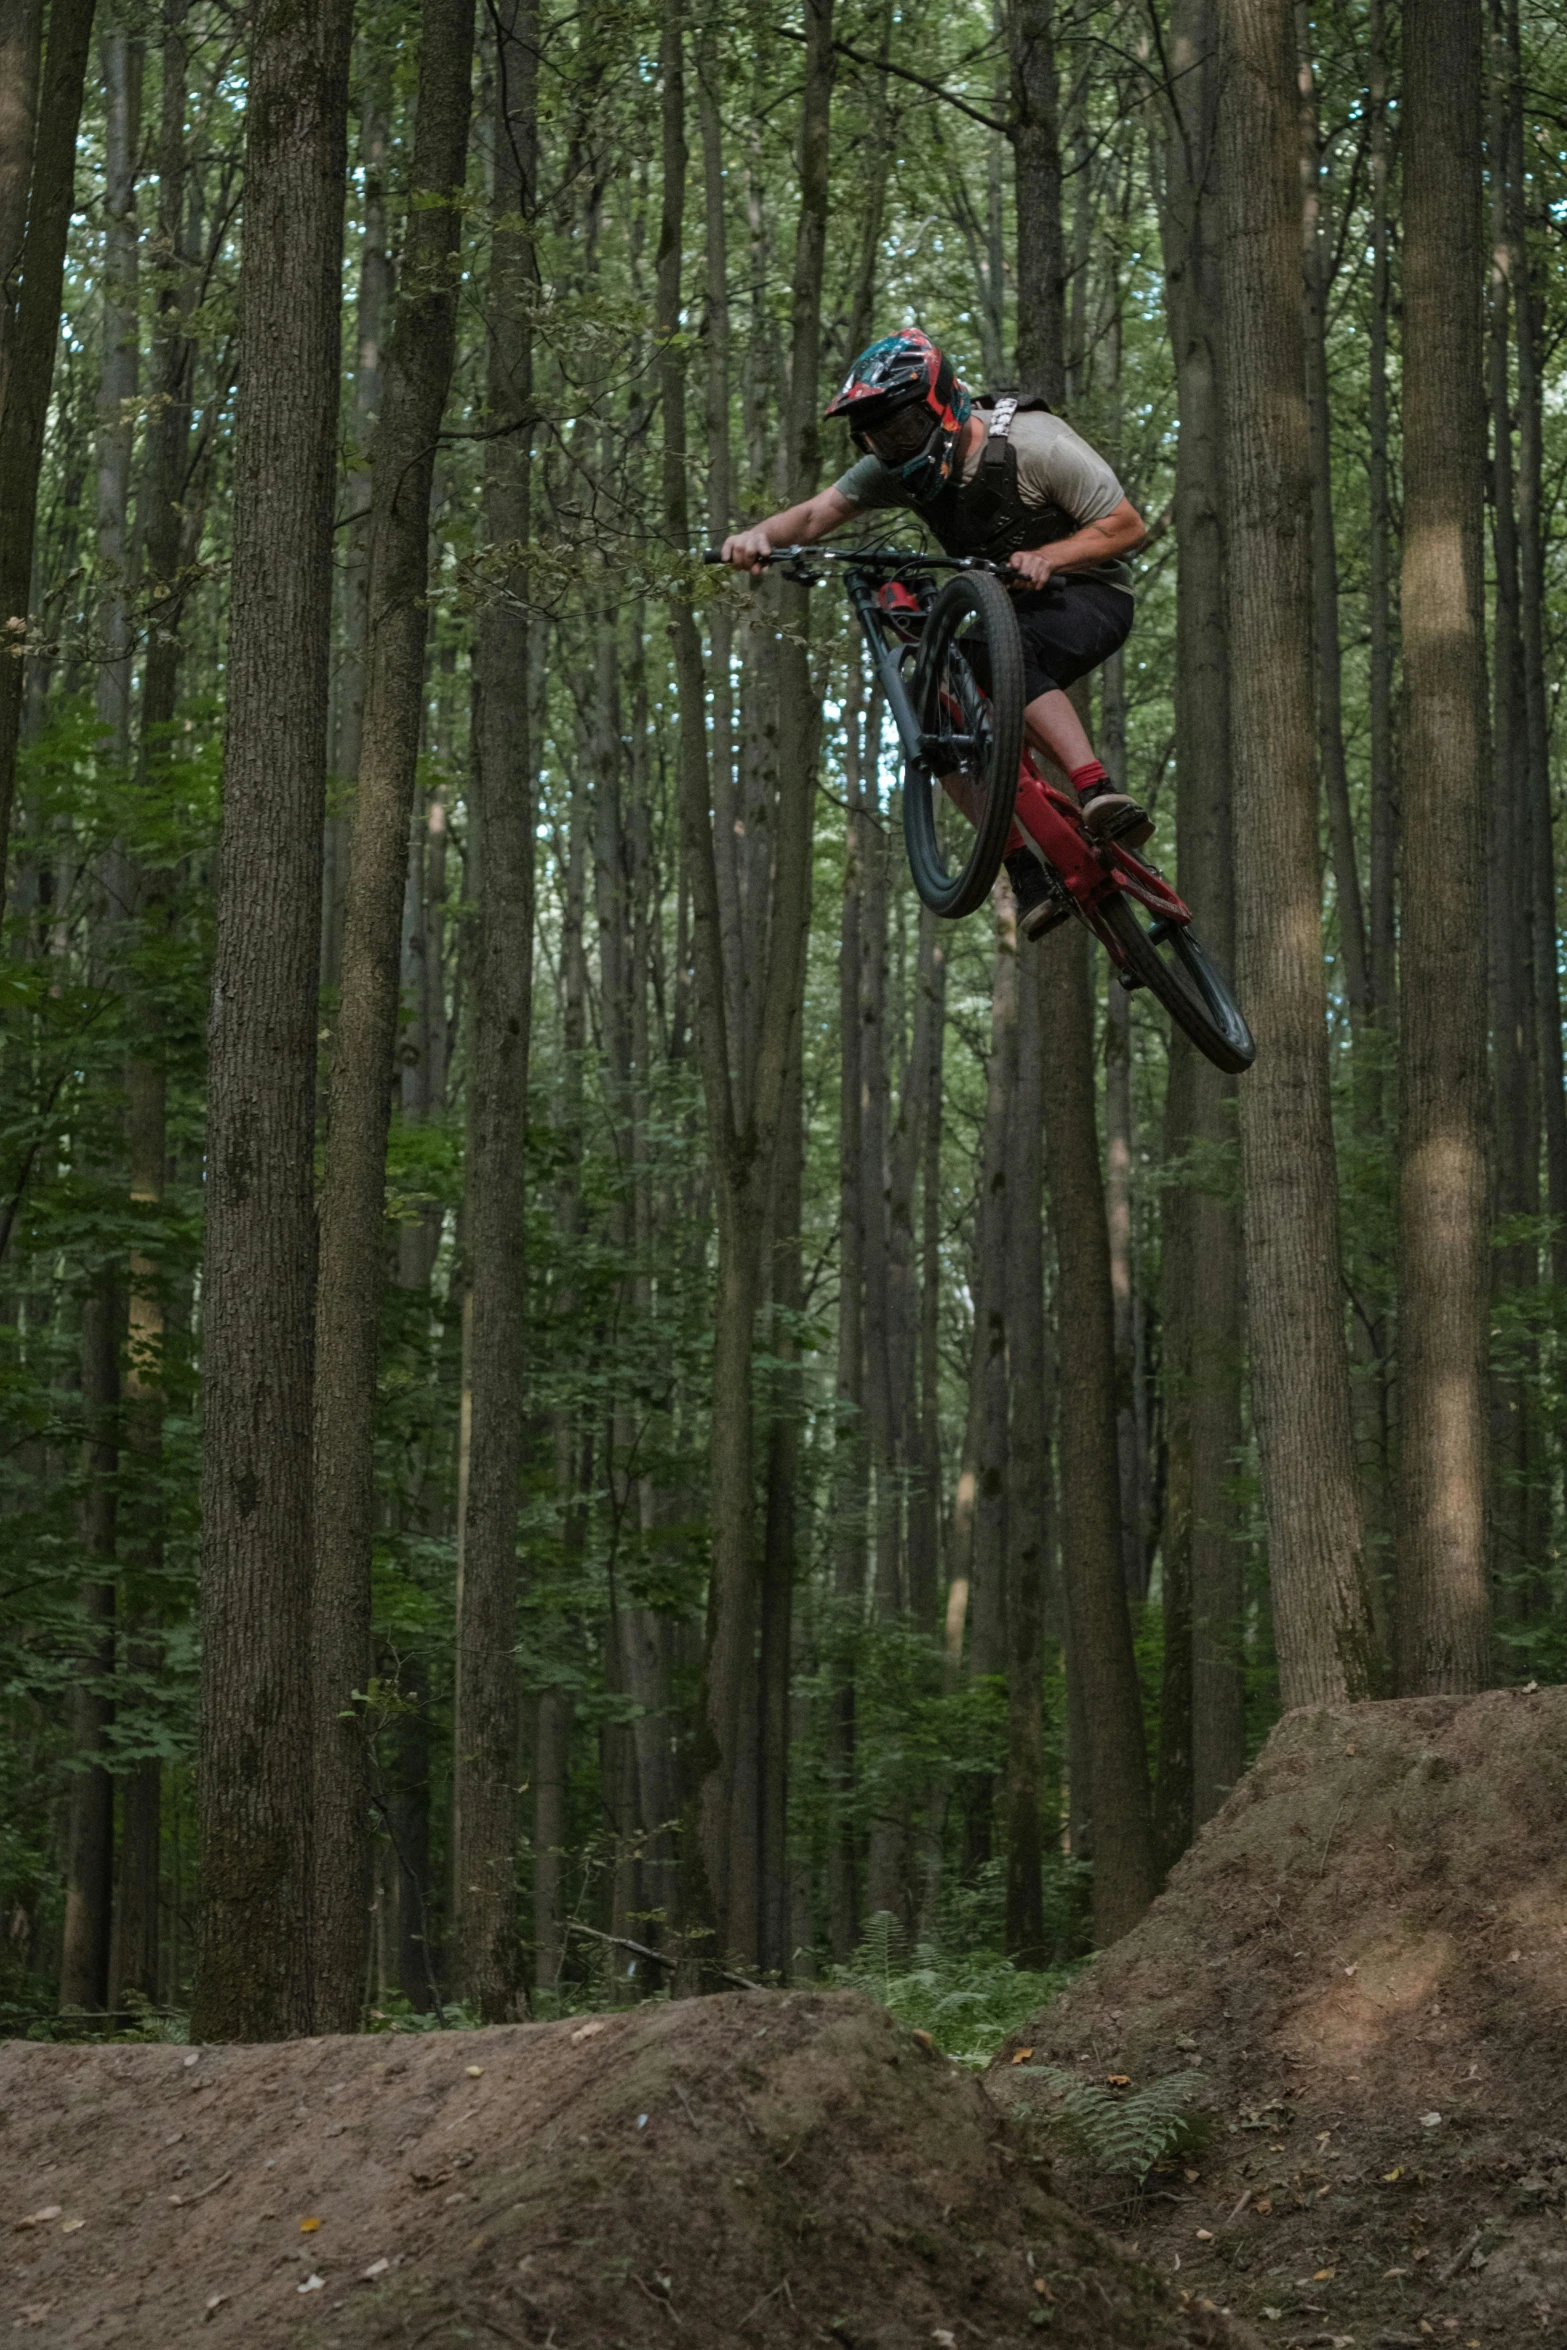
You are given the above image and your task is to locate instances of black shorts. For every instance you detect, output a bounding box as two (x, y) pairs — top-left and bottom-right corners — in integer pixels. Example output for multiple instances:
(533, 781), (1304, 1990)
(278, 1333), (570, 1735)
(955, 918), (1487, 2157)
(1010, 577), (1134, 704)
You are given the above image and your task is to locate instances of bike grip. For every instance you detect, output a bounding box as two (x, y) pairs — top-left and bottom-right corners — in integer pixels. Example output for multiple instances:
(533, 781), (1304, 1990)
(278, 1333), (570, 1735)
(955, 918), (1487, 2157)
(701, 550), (726, 563)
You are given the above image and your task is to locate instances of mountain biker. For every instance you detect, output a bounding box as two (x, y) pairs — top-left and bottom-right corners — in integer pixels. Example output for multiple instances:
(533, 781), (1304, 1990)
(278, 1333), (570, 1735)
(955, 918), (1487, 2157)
(718, 328), (1148, 941)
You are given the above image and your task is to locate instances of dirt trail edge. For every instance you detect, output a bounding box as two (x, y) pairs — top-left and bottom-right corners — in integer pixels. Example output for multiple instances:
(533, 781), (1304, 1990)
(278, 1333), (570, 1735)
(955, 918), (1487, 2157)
(992, 1688), (1567, 2349)
(3, 1986), (1260, 2348)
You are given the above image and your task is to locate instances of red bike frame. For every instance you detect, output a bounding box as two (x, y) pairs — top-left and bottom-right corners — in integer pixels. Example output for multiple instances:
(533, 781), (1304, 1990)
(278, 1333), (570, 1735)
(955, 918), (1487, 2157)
(1004, 747), (1189, 935)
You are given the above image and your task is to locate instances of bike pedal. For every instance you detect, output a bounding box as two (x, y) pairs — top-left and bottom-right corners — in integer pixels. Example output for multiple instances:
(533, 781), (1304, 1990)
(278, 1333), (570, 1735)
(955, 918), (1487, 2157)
(1117, 970), (1144, 994)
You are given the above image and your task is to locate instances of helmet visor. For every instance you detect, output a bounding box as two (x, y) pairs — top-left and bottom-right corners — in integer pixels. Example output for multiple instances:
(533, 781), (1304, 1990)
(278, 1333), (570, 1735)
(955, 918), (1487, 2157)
(857, 403), (938, 464)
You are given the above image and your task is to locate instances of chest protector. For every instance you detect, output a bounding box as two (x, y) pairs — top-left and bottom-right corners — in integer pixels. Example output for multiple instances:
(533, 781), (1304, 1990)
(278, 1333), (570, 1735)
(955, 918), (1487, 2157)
(918, 393), (1076, 562)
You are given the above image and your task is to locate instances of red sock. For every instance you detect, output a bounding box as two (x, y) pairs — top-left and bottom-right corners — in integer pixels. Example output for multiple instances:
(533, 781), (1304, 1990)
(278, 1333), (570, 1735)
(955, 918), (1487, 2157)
(1070, 760), (1109, 796)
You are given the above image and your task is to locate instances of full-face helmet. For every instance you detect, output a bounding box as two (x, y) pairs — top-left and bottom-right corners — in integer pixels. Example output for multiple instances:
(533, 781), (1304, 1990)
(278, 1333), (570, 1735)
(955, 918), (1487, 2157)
(822, 329), (972, 504)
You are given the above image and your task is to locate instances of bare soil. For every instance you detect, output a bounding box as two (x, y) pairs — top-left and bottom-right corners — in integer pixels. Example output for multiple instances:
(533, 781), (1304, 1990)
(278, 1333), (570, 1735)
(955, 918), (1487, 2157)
(991, 1689), (1567, 2350)
(2, 1986), (1257, 2349)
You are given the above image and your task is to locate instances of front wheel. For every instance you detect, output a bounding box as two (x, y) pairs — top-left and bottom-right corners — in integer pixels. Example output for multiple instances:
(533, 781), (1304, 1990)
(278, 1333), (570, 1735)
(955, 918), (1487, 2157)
(1092, 893), (1256, 1075)
(902, 571), (1024, 918)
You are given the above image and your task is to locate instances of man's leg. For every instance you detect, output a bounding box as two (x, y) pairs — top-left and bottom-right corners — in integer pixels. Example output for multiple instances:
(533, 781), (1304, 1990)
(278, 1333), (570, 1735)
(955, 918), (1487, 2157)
(1021, 688), (1151, 847)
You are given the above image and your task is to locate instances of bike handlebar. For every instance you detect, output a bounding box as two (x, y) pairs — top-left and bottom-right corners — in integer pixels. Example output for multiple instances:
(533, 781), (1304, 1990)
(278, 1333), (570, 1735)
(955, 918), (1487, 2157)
(701, 545), (1013, 575)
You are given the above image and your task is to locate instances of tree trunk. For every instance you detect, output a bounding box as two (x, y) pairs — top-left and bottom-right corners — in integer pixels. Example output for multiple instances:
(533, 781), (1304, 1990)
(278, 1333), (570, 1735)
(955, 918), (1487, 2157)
(759, 1050), (804, 1976)
(900, 905), (944, 1634)
(325, 78), (393, 997)
(0, 0), (43, 415)
(1005, 949), (1052, 1966)
(533, 1687), (573, 1992)
(93, 28), (140, 759)
(1010, 0), (1065, 401)
(192, 0), (353, 2043)
(669, 0), (830, 1971)
(1395, 0), (1490, 1694)
(311, 0), (475, 2035)
(1039, 925), (1157, 1944)
(0, 0), (96, 900)
(113, 4), (193, 2017)
(1155, 3), (1248, 1820)
(1366, 0), (1397, 1023)
(971, 894), (1017, 1689)
(1508, 5), (1567, 1299)
(60, 1289), (118, 2014)
(1104, 954), (1145, 1601)
(1484, 1), (1535, 1600)
(828, 748), (867, 1960)
(453, 0), (536, 2022)
(1295, 7), (1369, 1021)
(1216, 0), (1377, 1709)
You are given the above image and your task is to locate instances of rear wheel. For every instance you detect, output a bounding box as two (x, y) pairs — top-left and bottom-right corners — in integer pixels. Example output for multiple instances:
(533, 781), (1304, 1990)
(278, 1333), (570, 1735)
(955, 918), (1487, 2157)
(1093, 892), (1255, 1075)
(902, 572), (1024, 918)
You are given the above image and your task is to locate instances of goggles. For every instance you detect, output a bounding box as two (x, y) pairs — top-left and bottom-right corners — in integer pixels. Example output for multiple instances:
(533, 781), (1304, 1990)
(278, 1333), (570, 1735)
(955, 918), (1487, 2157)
(856, 404), (939, 464)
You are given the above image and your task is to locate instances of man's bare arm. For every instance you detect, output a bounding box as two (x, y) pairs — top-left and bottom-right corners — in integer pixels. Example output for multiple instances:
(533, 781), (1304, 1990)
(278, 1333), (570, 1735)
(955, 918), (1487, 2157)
(719, 485), (860, 574)
(1007, 496), (1146, 590)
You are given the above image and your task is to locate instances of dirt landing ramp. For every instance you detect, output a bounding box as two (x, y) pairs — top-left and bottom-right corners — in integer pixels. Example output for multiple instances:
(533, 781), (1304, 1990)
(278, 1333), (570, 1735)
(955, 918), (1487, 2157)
(3, 1987), (1257, 2348)
(994, 1689), (1567, 2347)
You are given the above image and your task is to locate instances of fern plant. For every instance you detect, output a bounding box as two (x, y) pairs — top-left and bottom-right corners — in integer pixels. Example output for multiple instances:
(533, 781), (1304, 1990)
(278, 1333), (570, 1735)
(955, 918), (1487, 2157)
(1020, 2066), (1210, 2177)
(828, 1911), (1077, 2068)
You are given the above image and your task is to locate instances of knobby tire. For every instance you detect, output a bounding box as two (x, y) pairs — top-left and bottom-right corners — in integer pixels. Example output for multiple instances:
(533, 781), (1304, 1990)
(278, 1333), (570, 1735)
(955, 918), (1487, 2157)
(1095, 891), (1256, 1075)
(902, 571), (1024, 919)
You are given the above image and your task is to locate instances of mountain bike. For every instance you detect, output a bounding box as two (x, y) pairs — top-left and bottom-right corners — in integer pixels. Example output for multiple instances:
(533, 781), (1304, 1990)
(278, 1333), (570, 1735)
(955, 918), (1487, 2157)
(705, 543), (1254, 1078)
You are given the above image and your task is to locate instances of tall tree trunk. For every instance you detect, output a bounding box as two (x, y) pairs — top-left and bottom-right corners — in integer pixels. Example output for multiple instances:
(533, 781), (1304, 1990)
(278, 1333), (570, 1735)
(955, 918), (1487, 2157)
(1012, 0), (1151, 1931)
(1005, 950), (1051, 1965)
(1039, 925), (1157, 1943)
(1507, 10), (1567, 1300)
(0, 0), (96, 900)
(1396, 0), (1490, 1694)
(1155, 0), (1248, 1822)
(828, 746), (867, 1959)
(1010, 0), (1064, 400)
(192, 0), (353, 2043)
(1484, 0), (1535, 1600)
(759, 1050), (804, 1976)
(671, 0), (830, 1970)
(0, 0), (43, 416)
(1103, 950), (1145, 1601)
(1295, 8), (1369, 1020)
(1216, 0), (1377, 1708)
(311, 0), (475, 2035)
(1366, 0), (1397, 1023)
(94, 28), (140, 759)
(970, 894), (1016, 1691)
(60, 1289), (118, 2014)
(899, 905), (944, 1634)
(115, 0), (193, 2015)
(858, 794), (902, 1621)
(324, 78), (393, 997)
(452, 0), (536, 2023)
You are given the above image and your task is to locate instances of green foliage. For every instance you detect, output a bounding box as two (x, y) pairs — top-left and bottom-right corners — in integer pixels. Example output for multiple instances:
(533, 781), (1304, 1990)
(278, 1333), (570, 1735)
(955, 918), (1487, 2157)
(1019, 2065), (1211, 2177)
(828, 1913), (1079, 2069)
(367, 1997), (482, 2033)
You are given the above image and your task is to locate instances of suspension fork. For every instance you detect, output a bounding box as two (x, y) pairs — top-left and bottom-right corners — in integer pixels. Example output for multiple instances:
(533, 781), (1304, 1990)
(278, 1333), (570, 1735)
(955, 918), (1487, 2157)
(844, 572), (930, 774)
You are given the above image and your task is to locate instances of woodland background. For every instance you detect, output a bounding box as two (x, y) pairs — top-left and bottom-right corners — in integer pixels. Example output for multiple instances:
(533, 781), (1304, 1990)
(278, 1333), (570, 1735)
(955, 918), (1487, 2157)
(0, 0), (1561, 2044)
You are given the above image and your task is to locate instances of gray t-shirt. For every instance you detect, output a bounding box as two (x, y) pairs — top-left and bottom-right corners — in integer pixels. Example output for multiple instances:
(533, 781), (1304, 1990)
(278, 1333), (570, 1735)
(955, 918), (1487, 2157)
(832, 409), (1132, 590)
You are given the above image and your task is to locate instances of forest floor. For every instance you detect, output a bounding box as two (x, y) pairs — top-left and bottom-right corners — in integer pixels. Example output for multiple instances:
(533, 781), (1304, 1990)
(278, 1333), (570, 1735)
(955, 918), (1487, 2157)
(2, 1982), (1257, 2349)
(992, 1687), (1567, 2350)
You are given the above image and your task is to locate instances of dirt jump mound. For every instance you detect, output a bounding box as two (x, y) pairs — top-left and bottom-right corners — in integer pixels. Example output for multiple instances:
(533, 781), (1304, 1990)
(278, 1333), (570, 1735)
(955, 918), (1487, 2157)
(3, 1987), (1259, 2348)
(994, 1688), (1567, 2348)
